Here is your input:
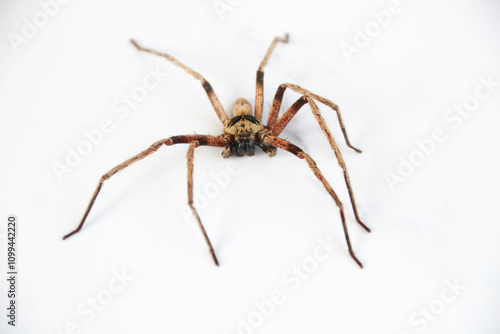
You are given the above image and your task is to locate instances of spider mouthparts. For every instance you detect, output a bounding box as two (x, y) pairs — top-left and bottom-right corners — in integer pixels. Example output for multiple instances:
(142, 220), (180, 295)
(235, 138), (256, 157)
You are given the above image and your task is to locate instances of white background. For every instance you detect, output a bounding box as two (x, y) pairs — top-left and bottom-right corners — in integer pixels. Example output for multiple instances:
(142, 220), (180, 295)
(1, 0), (500, 333)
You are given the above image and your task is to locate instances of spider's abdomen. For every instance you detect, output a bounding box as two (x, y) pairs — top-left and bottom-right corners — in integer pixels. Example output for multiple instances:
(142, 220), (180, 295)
(223, 115), (264, 157)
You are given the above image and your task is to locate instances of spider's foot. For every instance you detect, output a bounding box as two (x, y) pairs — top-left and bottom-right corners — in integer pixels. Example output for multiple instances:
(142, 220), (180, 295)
(62, 228), (80, 240)
(349, 145), (362, 154)
(210, 251), (220, 266)
(130, 39), (140, 49)
(350, 252), (363, 269)
(357, 220), (371, 233)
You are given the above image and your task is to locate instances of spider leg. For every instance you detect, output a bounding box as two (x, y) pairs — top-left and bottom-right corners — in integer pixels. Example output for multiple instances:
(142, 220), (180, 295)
(267, 83), (362, 153)
(130, 39), (230, 125)
(261, 135), (363, 268)
(187, 141), (219, 266)
(63, 134), (226, 265)
(267, 87), (370, 232)
(255, 33), (289, 122)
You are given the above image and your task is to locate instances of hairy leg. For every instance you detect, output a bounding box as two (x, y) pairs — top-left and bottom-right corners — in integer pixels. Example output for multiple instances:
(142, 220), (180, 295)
(261, 135), (364, 268)
(268, 93), (369, 232)
(267, 83), (362, 153)
(63, 135), (226, 243)
(130, 39), (230, 125)
(187, 141), (219, 266)
(254, 34), (289, 122)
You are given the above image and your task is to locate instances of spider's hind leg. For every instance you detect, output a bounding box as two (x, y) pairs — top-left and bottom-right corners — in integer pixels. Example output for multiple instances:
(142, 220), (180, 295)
(262, 135), (364, 268)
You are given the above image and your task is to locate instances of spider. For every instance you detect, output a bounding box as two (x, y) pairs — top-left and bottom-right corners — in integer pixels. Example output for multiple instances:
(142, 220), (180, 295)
(63, 34), (370, 267)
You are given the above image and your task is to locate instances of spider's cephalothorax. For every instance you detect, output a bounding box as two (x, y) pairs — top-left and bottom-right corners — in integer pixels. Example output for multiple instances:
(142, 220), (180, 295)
(222, 98), (275, 157)
(64, 35), (370, 269)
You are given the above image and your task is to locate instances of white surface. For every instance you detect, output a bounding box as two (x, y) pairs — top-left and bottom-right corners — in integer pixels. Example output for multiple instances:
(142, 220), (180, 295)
(1, 0), (500, 333)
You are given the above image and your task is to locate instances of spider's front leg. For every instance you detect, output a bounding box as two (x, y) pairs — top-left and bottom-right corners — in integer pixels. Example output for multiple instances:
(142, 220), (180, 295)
(267, 83), (362, 153)
(254, 33), (289, 122)
(63, 134), (226, 266)
(265, 84), (370, 233)
(130, 39), (230, 126)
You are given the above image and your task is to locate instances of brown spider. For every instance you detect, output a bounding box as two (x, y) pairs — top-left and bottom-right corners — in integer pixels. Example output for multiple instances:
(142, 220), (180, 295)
(63, 34), (370, 267)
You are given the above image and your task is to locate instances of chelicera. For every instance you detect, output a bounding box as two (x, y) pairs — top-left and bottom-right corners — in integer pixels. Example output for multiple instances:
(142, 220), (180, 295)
(63, 34), (370, 267)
